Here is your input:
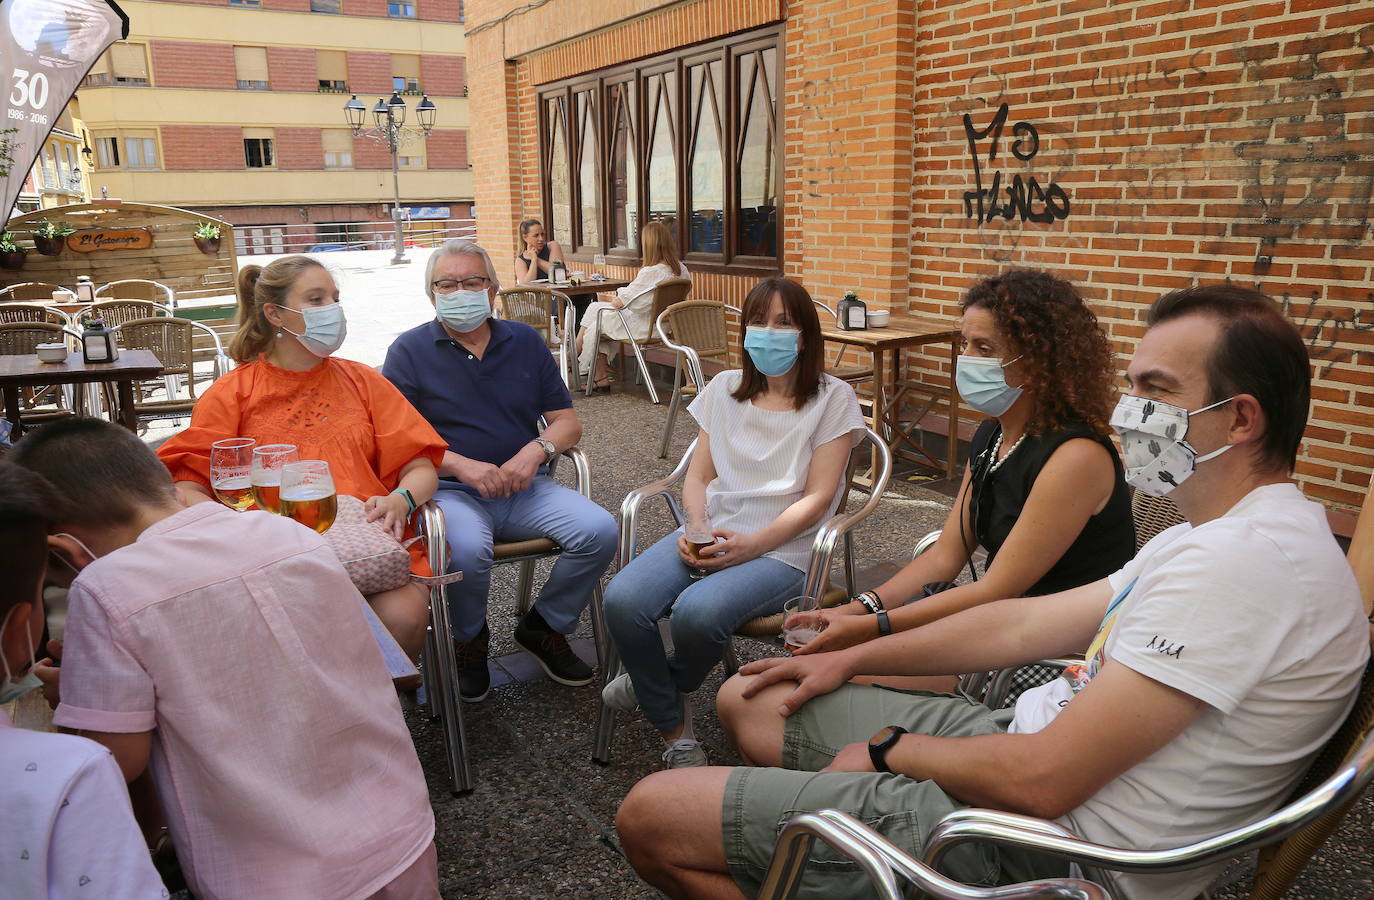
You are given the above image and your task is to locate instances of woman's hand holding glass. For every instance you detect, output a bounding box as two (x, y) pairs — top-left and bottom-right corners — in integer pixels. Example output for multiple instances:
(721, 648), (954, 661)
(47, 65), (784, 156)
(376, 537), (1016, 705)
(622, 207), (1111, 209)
(788, 607), (880, 656)
(364, 493), (410, 539)
(676, 528), (763, 573)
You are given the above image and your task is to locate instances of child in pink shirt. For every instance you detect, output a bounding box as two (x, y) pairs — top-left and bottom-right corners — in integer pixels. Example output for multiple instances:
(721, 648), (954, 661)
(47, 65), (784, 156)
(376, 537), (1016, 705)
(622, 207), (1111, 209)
(13, 419), (439, 900)
(0, 462), (166, 900)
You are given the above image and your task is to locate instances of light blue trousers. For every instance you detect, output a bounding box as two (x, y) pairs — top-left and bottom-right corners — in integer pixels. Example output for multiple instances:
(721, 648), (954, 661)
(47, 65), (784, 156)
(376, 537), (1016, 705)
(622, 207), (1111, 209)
(434, 476), (617, 642)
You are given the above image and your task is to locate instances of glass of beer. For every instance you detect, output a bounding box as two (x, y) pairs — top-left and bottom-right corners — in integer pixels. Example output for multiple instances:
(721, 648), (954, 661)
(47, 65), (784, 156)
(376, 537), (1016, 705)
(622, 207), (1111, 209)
(279, 460), (338, 534)
(209, 438), (256, 510)
(684, 513), (715, 580)
(781, 596), (825, 653)
(250, 443), (299, 514)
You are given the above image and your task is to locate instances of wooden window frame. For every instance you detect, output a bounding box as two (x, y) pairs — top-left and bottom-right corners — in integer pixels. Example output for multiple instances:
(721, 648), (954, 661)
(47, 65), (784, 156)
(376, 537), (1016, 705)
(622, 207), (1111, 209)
(536, 25), (783, 275)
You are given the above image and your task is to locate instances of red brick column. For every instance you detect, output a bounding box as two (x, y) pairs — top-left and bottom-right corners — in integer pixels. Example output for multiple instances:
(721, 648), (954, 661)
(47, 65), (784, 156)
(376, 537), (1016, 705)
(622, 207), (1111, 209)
(150, 41), (237, 90)
(267, 47), (318, 93)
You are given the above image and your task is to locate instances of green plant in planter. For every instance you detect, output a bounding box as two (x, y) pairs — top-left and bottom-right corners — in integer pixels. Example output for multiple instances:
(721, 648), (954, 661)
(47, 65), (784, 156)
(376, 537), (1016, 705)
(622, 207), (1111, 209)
(34, 220), (76, 238)
(195, 222), (222, 239)
(0, 232), (18, 252)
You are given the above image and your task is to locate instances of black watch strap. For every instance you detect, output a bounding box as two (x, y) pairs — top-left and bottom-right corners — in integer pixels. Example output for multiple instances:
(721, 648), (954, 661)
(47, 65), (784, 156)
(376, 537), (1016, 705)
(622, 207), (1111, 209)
(875, 609), (892, 637)
(868, 725), (908, 773)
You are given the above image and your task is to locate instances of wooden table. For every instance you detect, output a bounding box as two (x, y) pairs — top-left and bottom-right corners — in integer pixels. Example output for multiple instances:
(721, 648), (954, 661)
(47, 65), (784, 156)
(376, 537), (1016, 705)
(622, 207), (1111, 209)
(821, 313), (961, 479)
(539, 278), (631, 294)
(0, 350), (164, 434)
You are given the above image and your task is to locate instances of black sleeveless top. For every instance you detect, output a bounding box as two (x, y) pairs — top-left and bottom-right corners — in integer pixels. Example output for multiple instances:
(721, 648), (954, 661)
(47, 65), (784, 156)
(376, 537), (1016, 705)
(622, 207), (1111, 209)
(968, 418), (1135, 596)
(517, 245), (551, 273)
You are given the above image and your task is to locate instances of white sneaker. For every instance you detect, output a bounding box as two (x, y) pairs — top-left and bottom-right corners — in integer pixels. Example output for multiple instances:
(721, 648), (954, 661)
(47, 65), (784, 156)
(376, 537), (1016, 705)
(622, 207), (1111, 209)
(600, 672), (640, 712)
(662, 738), (708, 769)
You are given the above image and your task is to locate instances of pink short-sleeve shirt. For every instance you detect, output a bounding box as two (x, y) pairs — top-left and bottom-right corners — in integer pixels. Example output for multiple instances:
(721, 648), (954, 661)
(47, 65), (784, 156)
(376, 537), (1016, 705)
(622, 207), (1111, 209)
(53, 503), (434, 900)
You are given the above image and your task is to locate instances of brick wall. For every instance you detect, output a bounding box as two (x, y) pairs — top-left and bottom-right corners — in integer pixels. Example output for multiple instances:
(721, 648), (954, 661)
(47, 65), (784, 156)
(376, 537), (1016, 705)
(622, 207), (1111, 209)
(347, 50), (394, 96)
(352, 132), (395, 169)
(150, 41), (237, 90)
(263, 0), (310, 11)
(421, 54), (466, 96)
(275, 126), (324, 169)
(426, 128), (469, 168)
(342, 0), (388, 17)
(467, 0), (1374, 514)
(160, 125), (246, 170)
(419, 0), (461, 22)
(267, 46), (318, 92)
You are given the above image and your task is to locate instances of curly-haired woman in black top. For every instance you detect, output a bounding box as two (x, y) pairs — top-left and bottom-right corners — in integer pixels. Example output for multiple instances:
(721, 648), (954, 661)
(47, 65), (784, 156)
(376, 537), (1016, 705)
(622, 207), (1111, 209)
(794, 269), (1135, 663)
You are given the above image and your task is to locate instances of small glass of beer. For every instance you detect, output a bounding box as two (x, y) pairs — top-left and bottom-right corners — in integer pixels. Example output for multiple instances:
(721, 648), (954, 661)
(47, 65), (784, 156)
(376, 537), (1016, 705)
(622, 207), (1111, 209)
(684, 514), (715, 580)
(780, 596), (825, 653)
(279, 460), (338, 534)
(250, 443), (299, 514)
(209, 438), (256, 510)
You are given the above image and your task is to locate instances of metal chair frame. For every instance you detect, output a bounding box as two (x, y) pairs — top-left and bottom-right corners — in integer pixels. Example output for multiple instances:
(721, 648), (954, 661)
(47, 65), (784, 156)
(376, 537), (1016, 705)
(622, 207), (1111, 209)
(653, 300), (741, 459)
(108, 317), (232, 425)
(87, 299), (173, 327)
(96, 278), (177, 310)
(415, 438), (610, 794)
(0, 282), (74, 303)
(759, 809), (1109, 900)
(592, 427), (893, 764)
(583, 276), (693, 403)
(497, 285), (576, 388)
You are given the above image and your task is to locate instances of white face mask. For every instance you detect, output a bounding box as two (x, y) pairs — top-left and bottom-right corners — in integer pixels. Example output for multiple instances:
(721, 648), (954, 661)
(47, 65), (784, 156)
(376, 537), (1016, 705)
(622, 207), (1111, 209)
(276, 303), (347, 357)
(0, 604), (40, 706)
(1110, 393), (1234, 496)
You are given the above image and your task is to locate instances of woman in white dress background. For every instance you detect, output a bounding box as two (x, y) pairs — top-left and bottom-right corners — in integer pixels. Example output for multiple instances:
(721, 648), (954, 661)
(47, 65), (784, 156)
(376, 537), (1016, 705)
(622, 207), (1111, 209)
(576, 221), (691, 390)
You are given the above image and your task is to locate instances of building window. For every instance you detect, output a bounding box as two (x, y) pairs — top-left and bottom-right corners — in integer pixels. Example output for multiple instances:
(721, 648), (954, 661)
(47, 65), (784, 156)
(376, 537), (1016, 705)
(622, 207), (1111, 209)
(235, 47), (269, 91)
(310, 0), (340, 11)
(393, 76), (420, 94)
(387, 1), (415, 17)
(123, 135), (158, 169)
(537, 26), (780, 268)
(317, 50), (348, 93)
(324, 150), (353, 168)
(318, 79), (347, 93)
(323, 129), (353, 169)
(391, 55), (421, 95)
(398, 155), (423, 168)
(105, 42), (149, 86)
(228, 0), (263, 7)
(96, 136), (120, 168)
(244, 137), (275, 168)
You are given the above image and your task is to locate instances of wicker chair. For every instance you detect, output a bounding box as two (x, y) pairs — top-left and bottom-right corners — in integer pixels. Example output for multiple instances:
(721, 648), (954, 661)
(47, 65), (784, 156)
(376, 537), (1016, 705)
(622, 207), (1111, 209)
(109, 317), (204, 424)
(0, 282), (73, 303)
(1130, 488), (1186, 551)
(653, 299), (740, 458)
(497, 285), (575, 387)
(96, 278), (176, 310)
(0, 304), (70, 326)
(584, 276), (693, 403)
(591, 427), (893, 764)
(87, 299), (172, 328)
(0, 322), (85, 424)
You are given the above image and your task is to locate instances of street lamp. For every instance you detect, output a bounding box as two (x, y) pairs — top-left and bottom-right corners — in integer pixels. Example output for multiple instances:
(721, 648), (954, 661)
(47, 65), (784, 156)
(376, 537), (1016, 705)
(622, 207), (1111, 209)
(344, 92), (437, 265)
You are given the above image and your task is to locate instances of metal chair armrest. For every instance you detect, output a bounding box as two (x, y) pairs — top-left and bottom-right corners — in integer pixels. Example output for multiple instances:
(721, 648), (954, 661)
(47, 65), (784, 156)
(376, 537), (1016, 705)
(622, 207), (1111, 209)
(618, 438), (696, 566)
(761, 810), (1109, 900)
(186, 319), (234, 379)
(802, 428), (892, 602)
(913, 528), (942, 558)
(559, 444), (594, 500)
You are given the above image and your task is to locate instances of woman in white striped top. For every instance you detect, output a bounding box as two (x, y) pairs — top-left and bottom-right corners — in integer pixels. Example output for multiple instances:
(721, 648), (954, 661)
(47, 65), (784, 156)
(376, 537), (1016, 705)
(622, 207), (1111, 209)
(601, 278), (865, 769)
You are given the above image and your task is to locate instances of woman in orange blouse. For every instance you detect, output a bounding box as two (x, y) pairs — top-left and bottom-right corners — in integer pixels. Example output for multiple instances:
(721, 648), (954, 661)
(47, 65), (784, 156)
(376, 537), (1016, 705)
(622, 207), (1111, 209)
(158, 256), (444, 670)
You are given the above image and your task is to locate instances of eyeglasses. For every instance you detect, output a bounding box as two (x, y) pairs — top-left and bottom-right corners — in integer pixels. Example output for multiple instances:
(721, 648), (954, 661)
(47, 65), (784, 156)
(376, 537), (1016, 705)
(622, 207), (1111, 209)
(432, 276), (491, 293)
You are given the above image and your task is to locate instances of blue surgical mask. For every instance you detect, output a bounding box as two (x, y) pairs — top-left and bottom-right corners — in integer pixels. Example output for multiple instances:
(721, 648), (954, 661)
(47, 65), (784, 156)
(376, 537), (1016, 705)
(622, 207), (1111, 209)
(436, 289), (491, 333)
(955, 354), (1023, 417)
(277, 303), (347, 357)
(0, 605), (40, 706)
(744, 326), (801, 377)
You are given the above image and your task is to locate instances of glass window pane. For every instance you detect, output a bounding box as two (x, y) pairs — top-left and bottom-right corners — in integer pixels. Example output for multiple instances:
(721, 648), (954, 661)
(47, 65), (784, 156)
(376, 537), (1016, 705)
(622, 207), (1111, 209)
(645, 71), (677, 233)
(546, 96), (572, 245)
(688, 60), (724, 254)
(123, 137), (141, 167)
(141, 138), (156, 167)
(575, 90), (599, 250)
(607, 81), (637, 250)
(737, 48), (777, 258)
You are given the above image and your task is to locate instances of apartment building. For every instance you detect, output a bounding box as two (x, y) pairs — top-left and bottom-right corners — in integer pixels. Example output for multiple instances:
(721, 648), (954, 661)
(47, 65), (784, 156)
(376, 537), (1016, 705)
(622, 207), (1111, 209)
(72, 0), (472, 252)
(14, 109), (92, 214)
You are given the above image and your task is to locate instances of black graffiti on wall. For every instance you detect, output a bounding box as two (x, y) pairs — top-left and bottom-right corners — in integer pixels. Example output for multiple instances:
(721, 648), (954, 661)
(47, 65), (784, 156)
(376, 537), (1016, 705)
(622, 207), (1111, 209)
(962, 103), (1071, 225)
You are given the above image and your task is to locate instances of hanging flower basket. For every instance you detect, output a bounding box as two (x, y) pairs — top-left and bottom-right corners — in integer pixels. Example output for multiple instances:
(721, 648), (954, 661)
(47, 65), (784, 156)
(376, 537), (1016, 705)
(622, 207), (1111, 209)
(194, 235), (221, 255)
(0, 248), (26, 269)
(34, 234), (64, 256)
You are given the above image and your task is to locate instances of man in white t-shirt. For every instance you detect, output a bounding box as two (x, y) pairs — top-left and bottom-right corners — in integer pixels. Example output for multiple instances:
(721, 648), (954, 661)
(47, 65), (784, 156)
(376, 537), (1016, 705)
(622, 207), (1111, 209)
(615, 283), (1369, 900)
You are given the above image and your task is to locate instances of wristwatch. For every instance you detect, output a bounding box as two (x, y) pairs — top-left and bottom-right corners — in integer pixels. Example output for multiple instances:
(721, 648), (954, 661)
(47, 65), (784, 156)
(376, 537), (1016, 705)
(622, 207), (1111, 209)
(868, 725), (908, 773)
(533, 438), (557, 464)
(875, 609), (892, 637)
(391, 487), (416, 514)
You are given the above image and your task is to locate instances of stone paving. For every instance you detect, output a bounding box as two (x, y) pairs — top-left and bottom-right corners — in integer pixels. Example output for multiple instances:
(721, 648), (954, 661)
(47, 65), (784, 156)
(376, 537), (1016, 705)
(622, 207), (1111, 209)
(173, 250), (1374, 897)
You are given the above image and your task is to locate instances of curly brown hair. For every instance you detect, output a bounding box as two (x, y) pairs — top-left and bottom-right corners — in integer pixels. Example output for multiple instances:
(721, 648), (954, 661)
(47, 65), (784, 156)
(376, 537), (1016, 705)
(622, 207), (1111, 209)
(962, 269), (1115, 436)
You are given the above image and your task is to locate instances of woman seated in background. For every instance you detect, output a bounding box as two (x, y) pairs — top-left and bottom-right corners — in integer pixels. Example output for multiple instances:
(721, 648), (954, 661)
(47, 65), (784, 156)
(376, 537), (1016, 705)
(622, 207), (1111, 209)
(575, 220), (691, 390)
(513, 218), (565, 283)
(157, 256), (446, 672)
(788, 268), (1135, 688)
(600, 277), (865, 769)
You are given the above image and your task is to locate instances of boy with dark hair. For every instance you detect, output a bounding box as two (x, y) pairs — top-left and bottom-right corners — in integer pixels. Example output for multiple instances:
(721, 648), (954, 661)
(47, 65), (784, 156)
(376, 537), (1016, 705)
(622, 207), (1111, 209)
(11, 418), (439, 900)
(0, 461), (166, 899)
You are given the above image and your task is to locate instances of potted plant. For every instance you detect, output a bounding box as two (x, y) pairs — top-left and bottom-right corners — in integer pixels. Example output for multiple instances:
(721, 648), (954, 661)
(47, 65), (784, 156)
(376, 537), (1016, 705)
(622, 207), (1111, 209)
(32, 220), (75, 256)
(194, 221), (222, 255)
(0, 232), (25, 270)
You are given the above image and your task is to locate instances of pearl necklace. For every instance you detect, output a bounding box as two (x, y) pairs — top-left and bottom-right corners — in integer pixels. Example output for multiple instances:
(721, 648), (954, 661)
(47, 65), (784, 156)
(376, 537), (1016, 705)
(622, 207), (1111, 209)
(988, 431), (1026, 474)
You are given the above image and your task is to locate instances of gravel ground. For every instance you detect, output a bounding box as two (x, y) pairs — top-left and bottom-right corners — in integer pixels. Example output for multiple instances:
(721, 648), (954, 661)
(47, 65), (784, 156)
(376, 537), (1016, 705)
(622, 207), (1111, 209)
(408, 378), (1374, 899)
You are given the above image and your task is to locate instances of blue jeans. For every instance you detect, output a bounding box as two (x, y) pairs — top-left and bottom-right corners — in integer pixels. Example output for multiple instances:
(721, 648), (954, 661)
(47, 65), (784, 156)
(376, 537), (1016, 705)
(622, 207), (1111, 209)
(602, 531), (804, 732)
(434, 476), (617, 642)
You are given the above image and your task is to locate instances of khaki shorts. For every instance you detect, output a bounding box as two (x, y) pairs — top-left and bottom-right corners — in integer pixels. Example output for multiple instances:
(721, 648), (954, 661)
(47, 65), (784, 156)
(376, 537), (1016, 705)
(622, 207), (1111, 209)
(721, 685), (1065, 900)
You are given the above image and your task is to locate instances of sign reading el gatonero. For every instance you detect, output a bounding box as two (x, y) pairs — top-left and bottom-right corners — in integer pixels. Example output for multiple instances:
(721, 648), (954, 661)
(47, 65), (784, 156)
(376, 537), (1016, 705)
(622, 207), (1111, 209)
(0, 0), (128, 217)
(67, 227), (151, 252)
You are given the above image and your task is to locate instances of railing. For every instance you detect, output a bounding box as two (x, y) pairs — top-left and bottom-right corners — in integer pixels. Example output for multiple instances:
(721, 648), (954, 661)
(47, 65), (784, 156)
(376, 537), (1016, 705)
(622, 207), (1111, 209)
(233, 217), (477, 257)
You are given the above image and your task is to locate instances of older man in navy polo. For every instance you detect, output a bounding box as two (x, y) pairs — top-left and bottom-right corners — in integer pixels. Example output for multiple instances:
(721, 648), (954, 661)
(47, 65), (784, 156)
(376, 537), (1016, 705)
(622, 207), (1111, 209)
(384, 239), (617, 701)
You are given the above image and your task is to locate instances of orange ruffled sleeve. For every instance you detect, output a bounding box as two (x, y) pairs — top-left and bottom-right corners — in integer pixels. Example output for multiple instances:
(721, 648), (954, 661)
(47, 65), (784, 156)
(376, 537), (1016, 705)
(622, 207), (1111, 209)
(345, 362), (448, 488)
(156, 367), (253, 490)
